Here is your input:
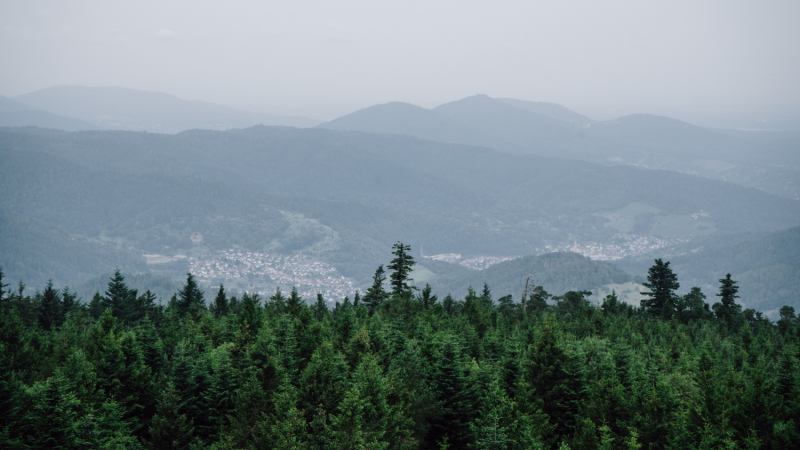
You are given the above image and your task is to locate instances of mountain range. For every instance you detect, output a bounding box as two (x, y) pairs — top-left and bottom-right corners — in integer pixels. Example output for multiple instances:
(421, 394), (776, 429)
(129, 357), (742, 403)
(2, 124), (799, 311)
(1, 86), (799, 312)
(320, 95), (800, 200)
(4, 86), (321, 133)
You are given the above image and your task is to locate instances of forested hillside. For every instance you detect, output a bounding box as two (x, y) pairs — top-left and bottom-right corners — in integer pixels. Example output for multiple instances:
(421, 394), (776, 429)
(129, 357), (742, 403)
(2, 126), (798, 307)
(1, 248), (798, 449)
(617, 226), (800, 314)
(321, 95), (800, 200)
(13, 86), (320, 132)
(420, 252), (633, 300)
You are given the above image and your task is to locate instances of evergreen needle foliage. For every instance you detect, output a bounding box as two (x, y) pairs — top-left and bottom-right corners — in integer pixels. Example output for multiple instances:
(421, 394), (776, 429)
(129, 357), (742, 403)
(0, 255), (798, 449)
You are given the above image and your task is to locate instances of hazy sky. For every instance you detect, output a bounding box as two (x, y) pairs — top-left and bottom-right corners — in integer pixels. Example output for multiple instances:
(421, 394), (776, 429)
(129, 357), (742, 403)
(2, 0), (799, 121)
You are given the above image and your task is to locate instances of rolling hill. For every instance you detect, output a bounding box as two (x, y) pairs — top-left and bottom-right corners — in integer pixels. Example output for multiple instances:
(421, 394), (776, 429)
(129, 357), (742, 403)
(319, 95), (800, 200)
(615, 226), (800, 314)
(1, 125), (798, 309)
(0, 95), (100, 131)
(14, 86), (321, 133)
(419, 252), (633, 300)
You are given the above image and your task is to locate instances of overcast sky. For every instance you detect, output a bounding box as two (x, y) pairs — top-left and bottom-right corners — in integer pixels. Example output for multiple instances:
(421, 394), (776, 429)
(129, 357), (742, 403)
(1, 0), (799, 121)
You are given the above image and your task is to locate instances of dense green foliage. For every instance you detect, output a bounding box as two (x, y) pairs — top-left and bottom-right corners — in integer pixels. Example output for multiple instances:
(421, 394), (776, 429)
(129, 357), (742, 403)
(617, 226), (800, 312)
(1, 251), (799, 449)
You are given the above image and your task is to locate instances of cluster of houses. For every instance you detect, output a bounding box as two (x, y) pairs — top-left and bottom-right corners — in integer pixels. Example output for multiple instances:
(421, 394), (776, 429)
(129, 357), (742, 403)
(189, 250), (355, 300)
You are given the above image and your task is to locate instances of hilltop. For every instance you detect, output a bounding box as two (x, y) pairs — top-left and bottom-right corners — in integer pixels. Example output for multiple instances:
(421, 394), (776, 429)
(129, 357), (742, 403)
(12, 85), (321, 132)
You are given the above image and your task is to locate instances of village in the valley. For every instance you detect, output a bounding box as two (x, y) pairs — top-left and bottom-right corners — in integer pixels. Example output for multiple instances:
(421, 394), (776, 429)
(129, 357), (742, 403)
(174, 233), (679, 301)
(186, 250), (355, 300)
(545, 233), (685, 261)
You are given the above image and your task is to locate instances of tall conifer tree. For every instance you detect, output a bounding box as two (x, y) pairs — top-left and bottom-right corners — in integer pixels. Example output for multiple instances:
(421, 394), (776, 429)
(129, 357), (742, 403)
(640, 259), (680, 319)
(388, 242), (416, 297)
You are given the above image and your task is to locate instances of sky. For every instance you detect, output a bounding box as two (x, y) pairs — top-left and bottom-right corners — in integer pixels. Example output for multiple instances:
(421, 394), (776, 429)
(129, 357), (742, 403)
(1, 0), (799, 122)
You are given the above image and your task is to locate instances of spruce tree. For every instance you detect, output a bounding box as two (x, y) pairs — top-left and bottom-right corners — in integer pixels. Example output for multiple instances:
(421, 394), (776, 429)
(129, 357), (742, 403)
(712, 273), (741, 328)
(177, 273), (204, 317)
(640, 259), (679, 319)
(497, 295), (514, 318)
(362, 265), (389, 313)
(238, 293), (262, 331)
(520, 325), (582, 444)
(37, 280), (63, 330)
(0, 266), (7, 305)
(104, 270), (136, 322)
(528, 285), (551, 313)
(387, 242), (416, 297)
(89, 292), (105, 319)
(131, 289), (158, 324)
(61, 287), (77, 317)
(149, 381), (199, 450)
(286, 287), (303, 316)
(681, 287), (710, 323)
(269, 287), (287, 315)
(428, 335), (476, 448)
(313, 292), (328, 321)
(417, 283), (438, 309)
(211, 284), (228, 317)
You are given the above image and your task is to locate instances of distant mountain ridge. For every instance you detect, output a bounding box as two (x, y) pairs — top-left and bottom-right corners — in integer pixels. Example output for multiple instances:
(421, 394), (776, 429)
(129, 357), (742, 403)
(319, 95), (800, 200)
(3, 125), (799, 312)
(0, 95), (100, 131)
(12, 86), (321, 133)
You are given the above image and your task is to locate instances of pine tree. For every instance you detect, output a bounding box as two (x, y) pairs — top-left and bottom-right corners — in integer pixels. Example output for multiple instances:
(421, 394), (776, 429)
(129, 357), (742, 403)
(640, 259), (679, 319)
(88, 292), (105, 319)
(388, 242), (416, 297)
(496, 295), (514, 319)
(712, 273), (741, 328)
(131, 289), (158, 324)
(681, 287), (710, 323)
(417, 283), (438, 309)
(777, 306), (797, 335)
(0, 266), (7, 306)
(137, 314), (165, 375)
(37, 279), (63, 330)
(149, 381), (199, 450)
(443, 294), (456, 316)
(269, 287), (287, 315)
(528, 285), (551, 313)
(61, 287), (77, 317)
(177, 273), (205, 317)
(428, 335), (476, 448)
(211, 283), (228, 317)
(481, 283), (493, 305)
(520, 324), (583, 444)
(601, 290), (621, 315)
(238, 292), (262, 332)
(314, 292), (329, 321)
(104, 269), (134, 322)
(286, 287), (303, 316)
(363, 265), (389, 313)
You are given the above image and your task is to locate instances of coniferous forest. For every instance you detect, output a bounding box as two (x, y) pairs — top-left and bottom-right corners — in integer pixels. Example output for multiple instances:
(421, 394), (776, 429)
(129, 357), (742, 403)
(1, 243), (799, 449)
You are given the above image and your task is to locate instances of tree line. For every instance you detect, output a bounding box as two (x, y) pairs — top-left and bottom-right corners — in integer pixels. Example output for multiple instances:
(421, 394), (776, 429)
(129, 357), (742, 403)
(0, 243), (799, 449)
